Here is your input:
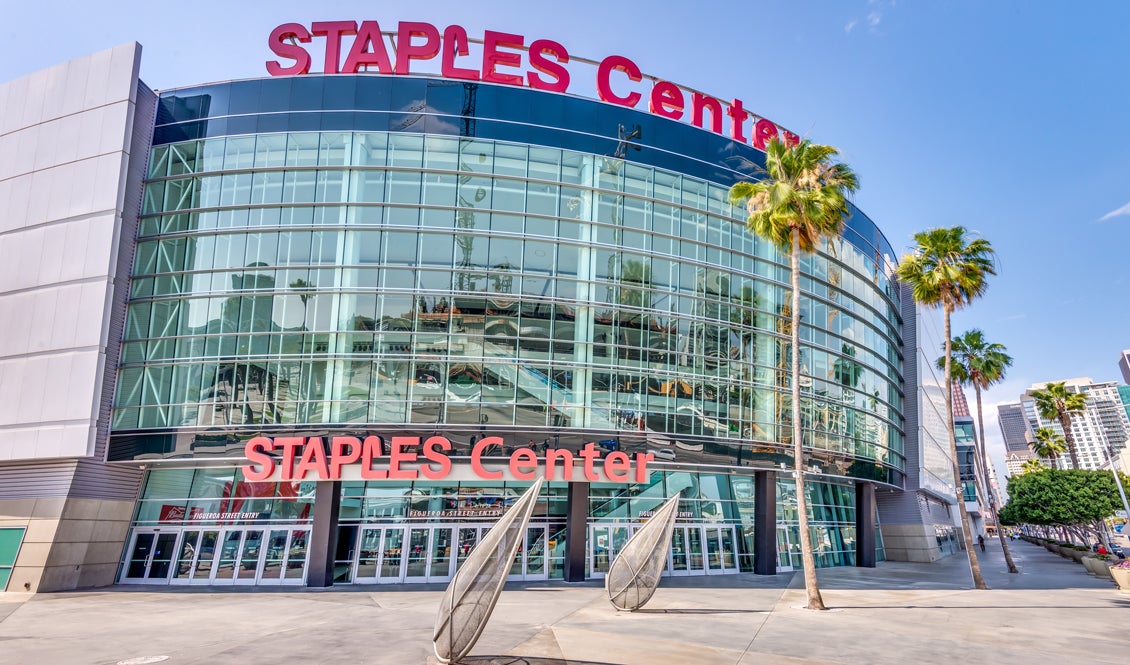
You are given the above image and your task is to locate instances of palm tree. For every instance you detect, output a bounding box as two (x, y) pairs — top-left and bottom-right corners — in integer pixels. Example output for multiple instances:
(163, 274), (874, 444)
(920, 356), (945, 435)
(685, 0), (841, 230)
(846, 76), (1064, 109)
(1019, 458), (1046, 474)
(895, 226), (995, 590)
(729, 138), (858, 611)
(1029, 382), (1087, 469)
(943, 329), (1018, 573)
(1030, 426), (1067, 467)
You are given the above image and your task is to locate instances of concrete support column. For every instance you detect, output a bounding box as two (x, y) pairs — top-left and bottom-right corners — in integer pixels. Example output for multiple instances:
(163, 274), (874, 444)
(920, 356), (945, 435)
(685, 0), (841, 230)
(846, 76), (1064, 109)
(564, 481), (589, 582)
(856, 481), (876, 568)
(753, 470), (777, 575)
(306, 481), (342, 587)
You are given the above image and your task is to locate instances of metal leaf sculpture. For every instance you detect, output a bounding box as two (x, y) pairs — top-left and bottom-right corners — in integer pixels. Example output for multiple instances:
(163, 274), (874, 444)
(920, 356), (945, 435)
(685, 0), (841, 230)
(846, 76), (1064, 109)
(605, 491), (681, 611)
(433, 477), (544, 663)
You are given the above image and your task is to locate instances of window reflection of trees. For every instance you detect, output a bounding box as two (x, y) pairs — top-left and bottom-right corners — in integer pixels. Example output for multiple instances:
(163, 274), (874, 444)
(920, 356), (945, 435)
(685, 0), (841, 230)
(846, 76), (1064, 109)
(125, 132), (905, 472)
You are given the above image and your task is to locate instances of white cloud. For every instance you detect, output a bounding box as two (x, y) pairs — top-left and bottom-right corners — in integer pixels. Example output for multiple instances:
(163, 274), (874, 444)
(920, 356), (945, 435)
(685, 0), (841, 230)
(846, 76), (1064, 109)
(1099, 201), (1130, 221)
(868, 11), (883, 28)
(844, 19), (858, 33)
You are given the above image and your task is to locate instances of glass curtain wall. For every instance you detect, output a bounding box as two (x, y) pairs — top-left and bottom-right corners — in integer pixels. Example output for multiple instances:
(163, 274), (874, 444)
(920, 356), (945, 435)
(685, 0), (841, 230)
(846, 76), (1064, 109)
(116, 131), (904, 475)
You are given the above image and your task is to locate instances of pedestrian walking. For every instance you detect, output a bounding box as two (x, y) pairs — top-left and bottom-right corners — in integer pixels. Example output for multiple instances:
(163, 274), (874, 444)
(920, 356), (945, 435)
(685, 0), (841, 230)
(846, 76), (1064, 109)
(977, 534), (985, 552)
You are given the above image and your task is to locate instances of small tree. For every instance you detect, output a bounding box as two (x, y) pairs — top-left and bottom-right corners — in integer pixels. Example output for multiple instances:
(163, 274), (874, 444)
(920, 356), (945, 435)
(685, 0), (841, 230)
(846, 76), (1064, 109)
(1000, 469), (1125, 548)
(1029, 382), (1087, 469)
(1031, 427), (1067, 468)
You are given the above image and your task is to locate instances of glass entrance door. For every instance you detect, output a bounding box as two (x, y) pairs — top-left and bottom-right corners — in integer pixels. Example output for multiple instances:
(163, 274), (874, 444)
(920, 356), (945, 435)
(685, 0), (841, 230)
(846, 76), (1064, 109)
(170, 529), (219, 585)
(211, 528), (266, 585)
(258, 528), (309, 585)
(428, 527), (454, 583)
(702, 527), (738, 574)
(355, 526), (455, 584)
(509, 526), (549, 580)
(589, 524), (631, 578)
(776, 525), (796, 572)
(121, 529), (179, 584)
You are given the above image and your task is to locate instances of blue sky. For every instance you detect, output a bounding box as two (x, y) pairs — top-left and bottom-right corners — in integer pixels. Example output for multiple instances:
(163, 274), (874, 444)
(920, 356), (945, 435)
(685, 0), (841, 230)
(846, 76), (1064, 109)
(5, 0), (1129, 473)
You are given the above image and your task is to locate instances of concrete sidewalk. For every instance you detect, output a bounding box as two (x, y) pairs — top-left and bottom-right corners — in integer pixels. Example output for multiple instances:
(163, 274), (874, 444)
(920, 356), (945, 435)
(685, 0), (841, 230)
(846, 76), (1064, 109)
(1, 538), (1126, 665)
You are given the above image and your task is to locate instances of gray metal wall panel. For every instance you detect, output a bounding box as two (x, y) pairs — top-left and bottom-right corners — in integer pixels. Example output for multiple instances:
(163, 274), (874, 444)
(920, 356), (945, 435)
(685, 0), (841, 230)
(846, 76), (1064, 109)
(0, 461), (78, 499)
(93, 79), (155, 463)
(899, 282), (922, 490)
(70, 459), (141, 500)
(875, 488), (924, 525)
(73, 80), (155, 503)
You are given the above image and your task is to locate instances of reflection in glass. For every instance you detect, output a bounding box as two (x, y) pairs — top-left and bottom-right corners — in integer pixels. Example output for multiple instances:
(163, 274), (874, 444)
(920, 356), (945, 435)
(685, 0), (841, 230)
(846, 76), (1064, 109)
(216, 531), (241, 579)
(380, 529), (404, 580)
(124, 123), (905, 480)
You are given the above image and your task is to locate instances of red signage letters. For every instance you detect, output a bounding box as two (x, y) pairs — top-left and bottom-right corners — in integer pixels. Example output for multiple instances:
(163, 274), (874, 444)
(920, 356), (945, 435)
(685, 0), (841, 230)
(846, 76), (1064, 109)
(242, 435), (653, 484)
(266, 20), (798, 151)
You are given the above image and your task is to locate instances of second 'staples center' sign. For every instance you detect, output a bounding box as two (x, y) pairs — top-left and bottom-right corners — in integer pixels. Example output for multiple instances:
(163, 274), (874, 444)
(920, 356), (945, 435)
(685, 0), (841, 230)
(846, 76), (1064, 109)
(242, 435), (654, 484)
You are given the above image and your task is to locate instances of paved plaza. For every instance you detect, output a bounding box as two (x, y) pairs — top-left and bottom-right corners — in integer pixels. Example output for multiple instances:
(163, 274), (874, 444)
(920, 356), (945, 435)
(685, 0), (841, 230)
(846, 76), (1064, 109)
(1, 538), (1127, 664)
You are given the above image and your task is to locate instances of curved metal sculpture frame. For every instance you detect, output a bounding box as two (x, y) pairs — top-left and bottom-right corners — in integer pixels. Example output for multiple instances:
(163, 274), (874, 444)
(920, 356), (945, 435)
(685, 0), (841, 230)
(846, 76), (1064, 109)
(605, 492), (681, 611)
(433, 477), (544, 664)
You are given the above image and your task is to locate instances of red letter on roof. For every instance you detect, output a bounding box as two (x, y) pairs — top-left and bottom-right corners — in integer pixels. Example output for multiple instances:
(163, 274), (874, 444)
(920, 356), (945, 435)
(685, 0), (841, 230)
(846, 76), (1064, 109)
(266, 23), (312, 76)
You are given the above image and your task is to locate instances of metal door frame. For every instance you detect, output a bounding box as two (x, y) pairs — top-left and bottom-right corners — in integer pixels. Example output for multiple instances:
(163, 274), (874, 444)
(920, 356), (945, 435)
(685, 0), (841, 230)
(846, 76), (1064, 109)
(120, 527), (179, 585)
(776, 524), (796, 572)
(209, 527), (268, 585)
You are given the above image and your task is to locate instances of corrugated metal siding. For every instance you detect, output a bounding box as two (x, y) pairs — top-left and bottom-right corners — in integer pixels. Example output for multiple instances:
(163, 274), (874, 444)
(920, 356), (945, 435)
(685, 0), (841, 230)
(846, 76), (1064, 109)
(876, 489), (924, 525)
(70, 459), (141, 499)
(0, 461), (78, 499)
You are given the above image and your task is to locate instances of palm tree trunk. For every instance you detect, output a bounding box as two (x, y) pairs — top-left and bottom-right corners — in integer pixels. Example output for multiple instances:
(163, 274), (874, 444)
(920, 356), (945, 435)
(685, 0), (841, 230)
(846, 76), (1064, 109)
(944, 304), (988, 589)
(791, 229), (825, 610)
(1059, 412), (1080, 469)
(974, 386), (1018, 573)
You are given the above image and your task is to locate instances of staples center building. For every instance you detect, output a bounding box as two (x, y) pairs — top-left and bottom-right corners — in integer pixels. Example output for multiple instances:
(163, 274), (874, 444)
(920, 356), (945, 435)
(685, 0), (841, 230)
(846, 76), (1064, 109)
(0, 23), (957, 592)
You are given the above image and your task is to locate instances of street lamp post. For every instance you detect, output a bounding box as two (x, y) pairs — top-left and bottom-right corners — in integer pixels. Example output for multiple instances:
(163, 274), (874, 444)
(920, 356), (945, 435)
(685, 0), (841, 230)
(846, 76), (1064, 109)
(1103, 441), (1130, 530)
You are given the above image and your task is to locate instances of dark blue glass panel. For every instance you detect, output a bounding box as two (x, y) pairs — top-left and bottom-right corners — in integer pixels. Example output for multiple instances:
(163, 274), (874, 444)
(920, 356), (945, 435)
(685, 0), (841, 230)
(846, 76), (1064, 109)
(227, 80), (262, 116)
(352, 110), (391, 132)
(225, 115), (258, 136)
(355, 78), (392, 113)
(152, 75), (893, 263)
(197, 85), (229, 119)
(321, 75), (358, 110)
(285, 112), (322, 132)
(319, 111), (358, 131)
(258, 77), (293, 112)
(289, 77), (325, 112)
(255, 112), (291, 134)
(423, 79), (467, 117)
(390, 77), (428, 114)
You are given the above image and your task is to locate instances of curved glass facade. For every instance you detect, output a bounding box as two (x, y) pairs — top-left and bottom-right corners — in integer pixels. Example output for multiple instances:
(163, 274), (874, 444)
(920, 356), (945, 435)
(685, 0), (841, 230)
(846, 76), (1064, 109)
(108, 73), (904, 583)
(111, 75), (904, 486)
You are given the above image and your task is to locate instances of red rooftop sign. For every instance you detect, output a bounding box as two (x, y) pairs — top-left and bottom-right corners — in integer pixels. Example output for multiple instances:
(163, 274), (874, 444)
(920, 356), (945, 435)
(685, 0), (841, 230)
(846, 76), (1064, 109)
(267, 20), (799, 150)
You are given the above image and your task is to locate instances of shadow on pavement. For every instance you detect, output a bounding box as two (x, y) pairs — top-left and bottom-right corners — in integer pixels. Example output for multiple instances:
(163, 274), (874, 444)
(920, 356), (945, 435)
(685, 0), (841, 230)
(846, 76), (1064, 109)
(462, 658), (619, 665)
(632, 608), (767, 614)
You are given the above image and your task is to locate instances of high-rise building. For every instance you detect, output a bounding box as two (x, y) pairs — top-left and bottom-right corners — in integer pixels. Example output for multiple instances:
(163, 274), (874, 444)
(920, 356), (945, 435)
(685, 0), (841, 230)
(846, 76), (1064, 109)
(996, 402), (1031, 453)
(1118, 350), (1130, 385)
(1020, 378), (1130, 471)
(1004, 451), (1033, 477)
(1117, 385), (1130, 423)
(952, 383), (971, 418)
